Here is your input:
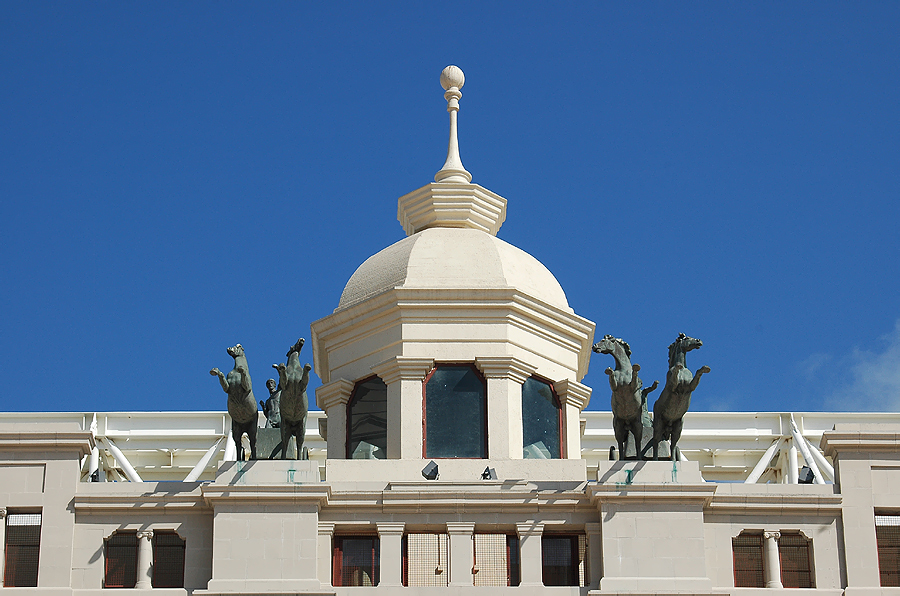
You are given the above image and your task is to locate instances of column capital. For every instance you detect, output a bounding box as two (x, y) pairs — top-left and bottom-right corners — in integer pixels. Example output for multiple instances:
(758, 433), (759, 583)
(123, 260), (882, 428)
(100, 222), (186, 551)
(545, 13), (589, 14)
(446, 522), (475, 535)
(555, 379), (592, 411)
(516, 522), (545, 538)
(371, 356), (434, 385)
(474, 356), (536, 384)
(318, 522), (336, 536)
(0, 507), (7, 519)
(316, 378), (355, 411)
(376, 522), (405, 537)
(763, 530), (781, 541)
(584, 522), (601, 535)
(136, 529), (154, 541)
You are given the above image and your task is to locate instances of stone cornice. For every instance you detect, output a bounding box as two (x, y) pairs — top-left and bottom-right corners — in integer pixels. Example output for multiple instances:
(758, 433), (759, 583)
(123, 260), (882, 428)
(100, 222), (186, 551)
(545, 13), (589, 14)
(515, 522), (545, 537)
(554, 379), (592, 411)
(201, 483), (330, 506)
(315, 378), (355, 411)
(588, 482), (717, 505)
(820, 431), (900, 457)
(706, 491), (842, 515)
(375, 522), (405, 536)
(397, 182), (507, 236)
(0, 431), (94, 457)
(474, 356), (536, 384)
(371, 356), (435, 385)
(446, 522), (476, 534)
(73, 487), (207, 512)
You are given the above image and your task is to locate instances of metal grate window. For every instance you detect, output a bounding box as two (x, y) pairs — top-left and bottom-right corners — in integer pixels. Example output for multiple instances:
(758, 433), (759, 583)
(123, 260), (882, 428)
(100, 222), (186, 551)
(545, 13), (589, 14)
(333, 536), (379, 587)
(104, 531), (137, 588)
(876, 514), (900, 587)
(402, 533), (449, 587)
(4, 512), (41, 587)
(779, 532), (814, 588)
(152, 531), (185, 588)
(732, 532), (765, 588)
(473, 534), (519, 586)
(541, 534), (586, 587)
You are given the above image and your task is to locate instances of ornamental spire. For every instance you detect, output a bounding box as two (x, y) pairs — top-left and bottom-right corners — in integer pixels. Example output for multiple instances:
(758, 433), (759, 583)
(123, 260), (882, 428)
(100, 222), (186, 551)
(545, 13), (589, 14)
(434, 65), (472, 184)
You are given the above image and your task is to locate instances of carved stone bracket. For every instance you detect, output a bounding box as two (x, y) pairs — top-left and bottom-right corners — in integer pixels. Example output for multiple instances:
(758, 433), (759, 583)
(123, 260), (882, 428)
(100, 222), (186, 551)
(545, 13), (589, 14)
(554, 379), (592, 411)
(474, 356), (536, 385)
(315, 379), (355, 411)
(371, 357), (434, 386)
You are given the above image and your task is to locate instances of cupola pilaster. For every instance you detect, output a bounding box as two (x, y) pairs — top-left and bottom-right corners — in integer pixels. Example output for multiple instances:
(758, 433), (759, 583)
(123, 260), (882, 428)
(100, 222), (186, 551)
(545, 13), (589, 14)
(554, 379), (592, 459)
(315, 379), (355, 459)
(476, 356), (537, 459)
(371, 357), (434, 459)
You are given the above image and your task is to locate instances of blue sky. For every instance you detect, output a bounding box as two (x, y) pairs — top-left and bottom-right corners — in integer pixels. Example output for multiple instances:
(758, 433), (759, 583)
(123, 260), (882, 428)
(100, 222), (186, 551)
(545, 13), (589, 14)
(1, 3), (898, 414)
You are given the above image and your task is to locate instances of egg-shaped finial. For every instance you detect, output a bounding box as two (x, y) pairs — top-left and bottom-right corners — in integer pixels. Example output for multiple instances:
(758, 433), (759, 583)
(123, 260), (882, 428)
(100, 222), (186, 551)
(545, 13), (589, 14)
(440, 65), (465, 91)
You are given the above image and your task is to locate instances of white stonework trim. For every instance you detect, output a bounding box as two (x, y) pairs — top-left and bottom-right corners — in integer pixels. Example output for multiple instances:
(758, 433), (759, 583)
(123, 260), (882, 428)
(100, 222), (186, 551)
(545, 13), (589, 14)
(398, 183), (506, 236)
(554, 379), (592, 411)
(315, 378), (355, 411)
(474, 356), (536, 384)
(371, 356), (435, 385)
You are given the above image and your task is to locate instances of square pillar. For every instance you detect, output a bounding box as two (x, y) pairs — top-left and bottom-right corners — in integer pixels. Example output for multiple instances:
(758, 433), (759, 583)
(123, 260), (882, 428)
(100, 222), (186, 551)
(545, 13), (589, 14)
(376, 523), (405, 587)
(317, 523), (335, 588)
(446, 522), (475, 587)
(554, 379), (591, 459)
(372, 357), (433, 459)
(585, 522), (602, 589)
(476, 356), (536, 460)
(315, 379), (355, 459)
(516, 522), (544, 587)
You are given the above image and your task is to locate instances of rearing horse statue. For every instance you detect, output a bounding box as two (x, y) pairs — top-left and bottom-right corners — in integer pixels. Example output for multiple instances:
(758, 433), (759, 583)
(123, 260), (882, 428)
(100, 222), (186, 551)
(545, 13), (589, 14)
(592, 335), (658, 460)
(651, 333), (710, 460)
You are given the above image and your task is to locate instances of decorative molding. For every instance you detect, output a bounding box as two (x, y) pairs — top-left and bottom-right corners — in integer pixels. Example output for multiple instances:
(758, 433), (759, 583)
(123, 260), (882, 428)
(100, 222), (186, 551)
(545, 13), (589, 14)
(317, 522), (335, 536)
(515, 522), (545, 538)
(820, 431), (900, 457)
(315, 378), (355, 411)
(474, 356), (536, 384)
(136, 529), (154, 541)
(446, 522), (475, 535)
(371, 356), (434, 385)
(0, 507), (6, 519)
(0, 431), (94, 456)
(763, 530), (781, 541)
(397, 183), (506, 236)
(375, 522), (405, 536)
(554, 379), (592, 411)
(588, 482), (717, 505)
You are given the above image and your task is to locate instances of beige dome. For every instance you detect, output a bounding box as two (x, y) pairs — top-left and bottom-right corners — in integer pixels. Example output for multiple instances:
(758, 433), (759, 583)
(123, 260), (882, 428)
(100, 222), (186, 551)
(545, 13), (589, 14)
(337, 227), (571, 312)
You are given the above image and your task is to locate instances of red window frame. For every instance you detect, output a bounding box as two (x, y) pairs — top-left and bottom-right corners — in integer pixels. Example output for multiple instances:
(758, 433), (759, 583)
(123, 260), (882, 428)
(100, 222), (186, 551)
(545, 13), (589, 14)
(332, 535), (379, 587)
(422, 363), (488, 459)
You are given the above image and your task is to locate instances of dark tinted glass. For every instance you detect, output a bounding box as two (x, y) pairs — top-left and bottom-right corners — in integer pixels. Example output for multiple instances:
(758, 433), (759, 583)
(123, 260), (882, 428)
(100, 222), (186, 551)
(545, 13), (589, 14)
(877, 516), (900, 587)
(425, 366), (486, 458)
(153, 531), (185, 588)
(542, 536), (577, 586)
(348, 377), (388, 459)
(522, 377), (561, 459)
(732, 533), (764, 587)
(4, 513), (41, 587)
(105, 531), (137, 588)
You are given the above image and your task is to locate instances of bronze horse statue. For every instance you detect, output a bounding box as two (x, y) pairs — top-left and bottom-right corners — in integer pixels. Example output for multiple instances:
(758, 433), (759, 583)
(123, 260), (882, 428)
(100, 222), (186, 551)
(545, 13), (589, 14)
(210, 344), (258, 460)
(651, 333), (710, 460)
(273, 338), (312, 460)
(592, 335), (658, 460)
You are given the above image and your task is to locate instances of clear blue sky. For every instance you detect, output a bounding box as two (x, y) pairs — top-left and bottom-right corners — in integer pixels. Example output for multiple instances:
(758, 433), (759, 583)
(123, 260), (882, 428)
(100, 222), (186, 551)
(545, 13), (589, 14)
(2, 3), (898, 414)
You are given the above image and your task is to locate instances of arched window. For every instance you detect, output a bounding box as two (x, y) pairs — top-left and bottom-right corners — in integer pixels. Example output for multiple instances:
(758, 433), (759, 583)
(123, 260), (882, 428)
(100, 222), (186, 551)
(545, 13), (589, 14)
(347, 376), (387, 459)
(424, 365), (487, 458)
(522, 376), (562, 459)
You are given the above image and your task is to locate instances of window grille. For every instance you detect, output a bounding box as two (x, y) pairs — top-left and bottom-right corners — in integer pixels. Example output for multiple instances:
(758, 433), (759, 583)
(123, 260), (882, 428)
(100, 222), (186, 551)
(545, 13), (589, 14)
(4, 512), (41, 587)
(732, 532), (765, 588)
(876, 514), (900, 587)
(779, 532), (814, 588)
(152, 531), (185, 588)
(522, 376), (562, 459)
(333, 536), (379, 587)
(402, 533), (449, 587)
(541, 534), (586, 587)
(104, 531), (137, 588)
(423, 365), (487, 458)
(473, 534), (519, 586)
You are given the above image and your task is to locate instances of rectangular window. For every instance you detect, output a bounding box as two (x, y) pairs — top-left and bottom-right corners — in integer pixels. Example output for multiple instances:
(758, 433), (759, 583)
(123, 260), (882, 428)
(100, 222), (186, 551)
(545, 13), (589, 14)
(732, 532), (765, 588)
(473, 534), (519, 586)
(779, 532), (814, 588)
(333, 536), (379, 587)
(876, 514), (900, 587)
(104, 531), (137, 588)
(402, 533), (449, 587)
(4, 512), (41, 587)
(542, 534), (586, 587)
(152, 531), (185, 588)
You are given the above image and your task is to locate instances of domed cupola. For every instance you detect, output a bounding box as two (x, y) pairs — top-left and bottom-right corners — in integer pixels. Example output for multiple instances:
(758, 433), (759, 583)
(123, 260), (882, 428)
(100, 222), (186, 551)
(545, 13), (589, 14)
(312, 67), (595, 483)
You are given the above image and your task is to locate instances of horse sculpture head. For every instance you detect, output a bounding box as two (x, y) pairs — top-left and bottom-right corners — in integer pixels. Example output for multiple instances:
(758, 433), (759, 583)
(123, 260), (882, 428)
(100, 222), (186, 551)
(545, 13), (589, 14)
(668, 333), (703, 366)
(592, 334), (631, 357)
(286, 338), (305, 358)
(226, 344), (245, 359)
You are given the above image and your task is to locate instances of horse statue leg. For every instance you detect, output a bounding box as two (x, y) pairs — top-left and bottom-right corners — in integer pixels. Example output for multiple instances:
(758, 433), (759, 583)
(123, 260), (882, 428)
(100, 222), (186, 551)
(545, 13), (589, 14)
(669, 417), (685, 462)
(613, 416), (628, 460)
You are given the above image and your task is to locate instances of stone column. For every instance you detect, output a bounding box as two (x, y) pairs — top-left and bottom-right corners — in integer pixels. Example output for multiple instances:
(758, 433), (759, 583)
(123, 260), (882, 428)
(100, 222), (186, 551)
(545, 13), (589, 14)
(315, 379), (355, 459)
(371, 357), (433, 459)
(475, 356), (536, 460)
(516, 522), (544, 587)
(763, 531), (782, 588)
(0, 508), (6, 584)
(585, 522), (602, 589)
(135, 529), (154, 589)
(554, 379), (592, 458)
(317, 523), (335, 588)
(446, 523), (475, 587)
(376, 523), (405, 587)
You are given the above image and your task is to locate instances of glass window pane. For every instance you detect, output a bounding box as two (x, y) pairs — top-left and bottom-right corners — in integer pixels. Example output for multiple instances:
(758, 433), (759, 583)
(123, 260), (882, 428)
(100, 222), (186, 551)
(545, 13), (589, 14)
(335, 536), (379, 587)
(348, 377), (388, 459)
(522, 377), (561, 459)
(152, 531), (185, 588)
(425, 366), (486, 458)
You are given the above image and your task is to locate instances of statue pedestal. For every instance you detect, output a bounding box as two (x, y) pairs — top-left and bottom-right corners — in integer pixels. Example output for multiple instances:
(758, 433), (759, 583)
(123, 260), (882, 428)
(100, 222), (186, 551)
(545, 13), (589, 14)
(623, 423), (670, 460)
